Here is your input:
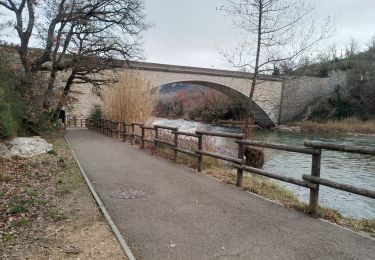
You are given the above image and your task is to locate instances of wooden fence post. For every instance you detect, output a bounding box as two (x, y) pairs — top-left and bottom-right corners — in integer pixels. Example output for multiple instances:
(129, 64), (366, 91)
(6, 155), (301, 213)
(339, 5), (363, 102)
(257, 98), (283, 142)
(131, 123), (135, 145)
(309, 149), (321, 214)
(173, 129), (178, 162)
(141, 126), (145, 149)
(236, 140), (245, 187)
(122, 121), (126, 142)
(197, 134), (203, 172)
(154, 126), (159, 153)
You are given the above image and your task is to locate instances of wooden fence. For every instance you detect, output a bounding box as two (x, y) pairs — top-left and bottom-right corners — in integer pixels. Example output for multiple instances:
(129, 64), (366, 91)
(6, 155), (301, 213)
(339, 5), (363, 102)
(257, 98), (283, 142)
(66, 116), (88, 128)
(87, 118), (375, 214)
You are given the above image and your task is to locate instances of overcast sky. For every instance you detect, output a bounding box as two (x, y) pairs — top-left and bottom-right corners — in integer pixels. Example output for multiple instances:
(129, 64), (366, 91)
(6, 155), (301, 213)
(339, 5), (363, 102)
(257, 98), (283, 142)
(143, 0), (375, 69)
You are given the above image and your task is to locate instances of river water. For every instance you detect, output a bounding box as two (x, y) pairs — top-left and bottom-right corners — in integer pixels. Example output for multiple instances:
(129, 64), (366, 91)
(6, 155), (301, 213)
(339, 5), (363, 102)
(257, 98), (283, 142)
(153, 118), (375, 219)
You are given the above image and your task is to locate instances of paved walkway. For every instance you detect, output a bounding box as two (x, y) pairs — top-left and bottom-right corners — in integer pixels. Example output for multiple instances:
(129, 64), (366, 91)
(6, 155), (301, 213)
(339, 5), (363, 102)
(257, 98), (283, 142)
(65, 129), (374, 260)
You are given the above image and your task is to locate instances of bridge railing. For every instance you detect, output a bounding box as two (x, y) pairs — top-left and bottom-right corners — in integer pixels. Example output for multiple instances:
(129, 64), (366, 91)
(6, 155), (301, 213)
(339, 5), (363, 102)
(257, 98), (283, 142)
(87, 118), (375, 214)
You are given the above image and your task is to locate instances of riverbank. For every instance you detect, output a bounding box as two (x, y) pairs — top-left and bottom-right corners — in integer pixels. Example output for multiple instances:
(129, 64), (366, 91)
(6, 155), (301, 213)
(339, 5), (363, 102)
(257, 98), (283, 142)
(0, 132), (126, 259)
(287, 118), (375, 135)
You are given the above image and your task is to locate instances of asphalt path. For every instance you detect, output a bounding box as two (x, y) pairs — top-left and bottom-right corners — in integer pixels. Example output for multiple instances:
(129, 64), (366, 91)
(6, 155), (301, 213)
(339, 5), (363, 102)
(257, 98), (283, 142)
(65, 128), (375, 260)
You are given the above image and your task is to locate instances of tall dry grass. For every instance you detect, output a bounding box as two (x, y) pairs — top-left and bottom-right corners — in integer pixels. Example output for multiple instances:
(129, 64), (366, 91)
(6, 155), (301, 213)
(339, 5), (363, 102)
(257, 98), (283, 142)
(102, 71), (157, 124)
(297, 117), (375, 134)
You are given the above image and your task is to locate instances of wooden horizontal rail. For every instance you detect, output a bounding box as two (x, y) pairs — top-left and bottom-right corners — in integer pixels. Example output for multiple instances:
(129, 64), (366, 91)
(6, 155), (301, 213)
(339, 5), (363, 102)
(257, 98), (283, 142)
(217, 120), (246, 124)
(154, 125), (178, 131)
(141, 138), (154, 144)
(196, 130), (245, 139)
(236, 140), (317, 155)
(123, 133), (132, 137)
(131, 123), (143, 126)
(154, 138), (175, 147)
(233, 164), (317, 189)
(196, 150), (243, 164)
(132, 134), (142, 138)
(140, 126), (155, 130)
(173, 131), (200, 138)
(302, 175), (375, 199)
(304, 140), (375, 156)
(173, 147), (200, 158)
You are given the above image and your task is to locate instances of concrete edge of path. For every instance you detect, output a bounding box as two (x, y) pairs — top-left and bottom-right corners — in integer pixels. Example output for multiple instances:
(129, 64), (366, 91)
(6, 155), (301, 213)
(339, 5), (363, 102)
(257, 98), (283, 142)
(64, 136), (137, 260)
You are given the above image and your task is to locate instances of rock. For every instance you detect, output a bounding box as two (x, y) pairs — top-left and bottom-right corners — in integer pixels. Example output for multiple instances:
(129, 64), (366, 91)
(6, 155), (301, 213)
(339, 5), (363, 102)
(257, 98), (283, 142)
(65, 245), (82, 255)
(0, 136), (53, 158)
(0, 143), (10, 158)
(275, 125), (302, 133)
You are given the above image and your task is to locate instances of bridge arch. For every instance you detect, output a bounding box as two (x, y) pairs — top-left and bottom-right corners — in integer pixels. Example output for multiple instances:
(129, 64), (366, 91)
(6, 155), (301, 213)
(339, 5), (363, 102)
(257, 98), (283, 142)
(152, 79), (275, 127)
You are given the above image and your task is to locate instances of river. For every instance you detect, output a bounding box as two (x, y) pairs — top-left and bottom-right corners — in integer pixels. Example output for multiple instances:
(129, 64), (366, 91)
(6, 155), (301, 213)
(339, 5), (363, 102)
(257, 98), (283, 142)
(153, 118), (375, 219)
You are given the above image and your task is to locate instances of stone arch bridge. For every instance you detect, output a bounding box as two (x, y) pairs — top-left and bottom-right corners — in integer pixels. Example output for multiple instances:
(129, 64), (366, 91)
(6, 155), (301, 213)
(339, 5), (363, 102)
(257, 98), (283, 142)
(68, 61), (345, 127)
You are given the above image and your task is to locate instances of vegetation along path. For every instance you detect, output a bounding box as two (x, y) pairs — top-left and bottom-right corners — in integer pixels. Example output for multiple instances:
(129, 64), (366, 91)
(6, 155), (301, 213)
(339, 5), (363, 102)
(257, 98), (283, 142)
(65, 128), (375, 260)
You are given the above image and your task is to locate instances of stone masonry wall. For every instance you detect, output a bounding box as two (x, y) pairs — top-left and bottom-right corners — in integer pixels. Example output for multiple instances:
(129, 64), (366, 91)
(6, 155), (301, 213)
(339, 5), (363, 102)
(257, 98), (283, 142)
(279, 71), (347, 123)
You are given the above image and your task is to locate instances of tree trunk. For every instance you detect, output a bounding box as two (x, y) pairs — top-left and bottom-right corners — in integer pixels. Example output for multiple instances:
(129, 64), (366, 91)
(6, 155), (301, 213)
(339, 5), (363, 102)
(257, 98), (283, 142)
(55, 70), (76, 117)
(243, 1), (263, 138)
(43, 68), (58, 110)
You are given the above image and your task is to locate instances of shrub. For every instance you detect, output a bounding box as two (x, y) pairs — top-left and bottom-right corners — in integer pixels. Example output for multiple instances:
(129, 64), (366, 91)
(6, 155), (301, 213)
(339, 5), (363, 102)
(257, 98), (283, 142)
(0, 51), (23, 139)
(88, 105), (102, 122)
(244, 147), (265, 168)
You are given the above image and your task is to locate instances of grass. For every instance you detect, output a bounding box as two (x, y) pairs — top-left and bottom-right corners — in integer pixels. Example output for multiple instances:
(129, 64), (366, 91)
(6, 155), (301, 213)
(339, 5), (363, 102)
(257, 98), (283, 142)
(2, 234), (17, 245)
(0, 172), (12, 182)
(11, 218), (28, 227)
(48, 208), (68, 221)
(47, 149), (58, 156)
(9, 204), (28, 214)
(26, 189), (40, 197)
(294, 117), (375, 134)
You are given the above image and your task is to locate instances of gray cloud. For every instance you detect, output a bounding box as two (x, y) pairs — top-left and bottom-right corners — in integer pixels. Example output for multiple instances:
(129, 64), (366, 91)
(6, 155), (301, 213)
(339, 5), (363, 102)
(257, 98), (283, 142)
(143, 0), (375, 68)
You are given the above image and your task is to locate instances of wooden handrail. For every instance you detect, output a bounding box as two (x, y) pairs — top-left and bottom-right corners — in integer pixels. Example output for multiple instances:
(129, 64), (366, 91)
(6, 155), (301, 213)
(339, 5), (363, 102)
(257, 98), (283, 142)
(196, 130), (245, 139)
(304, 140), (375, 156)
(153, 125), (178, 131)
(237, 139), (317, 155)
(303, 175), (375, 199)
(195, 150), (243, 164)
(173, 131), (200, 138)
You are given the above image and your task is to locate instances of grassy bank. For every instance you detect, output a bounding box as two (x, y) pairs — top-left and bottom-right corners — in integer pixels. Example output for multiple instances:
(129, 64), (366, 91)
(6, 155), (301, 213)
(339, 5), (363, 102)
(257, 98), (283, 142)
(293, 117), (375, 135)
(0, 133), (126, 259)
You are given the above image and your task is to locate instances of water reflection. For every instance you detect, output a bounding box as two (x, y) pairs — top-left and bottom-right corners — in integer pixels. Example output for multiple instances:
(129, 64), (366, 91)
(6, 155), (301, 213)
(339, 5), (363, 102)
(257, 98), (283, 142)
(153, 118), (375, 218)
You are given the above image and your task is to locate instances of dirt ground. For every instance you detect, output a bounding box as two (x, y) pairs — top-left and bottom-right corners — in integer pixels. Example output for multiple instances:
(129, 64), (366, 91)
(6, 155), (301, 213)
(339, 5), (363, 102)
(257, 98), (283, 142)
(0, 132), (127, 259)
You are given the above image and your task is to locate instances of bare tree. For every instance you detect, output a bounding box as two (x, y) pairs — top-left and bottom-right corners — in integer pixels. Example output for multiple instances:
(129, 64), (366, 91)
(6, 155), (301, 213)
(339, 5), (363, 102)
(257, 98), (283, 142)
(345, 37), (359, 58)
(221, 0), (331, 135)
(0, 0), (147, 124)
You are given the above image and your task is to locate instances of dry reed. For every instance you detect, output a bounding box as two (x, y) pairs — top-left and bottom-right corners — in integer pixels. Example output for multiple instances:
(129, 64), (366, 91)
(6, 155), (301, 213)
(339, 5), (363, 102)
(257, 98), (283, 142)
(297, 117), (375, 134)
(102, 71), (157, 124)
